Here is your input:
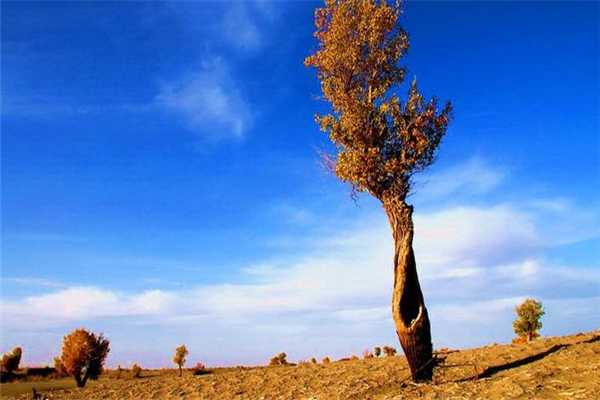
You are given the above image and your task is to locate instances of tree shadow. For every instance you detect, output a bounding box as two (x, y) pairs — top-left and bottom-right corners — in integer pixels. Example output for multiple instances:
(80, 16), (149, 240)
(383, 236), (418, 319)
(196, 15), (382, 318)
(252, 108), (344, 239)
(459, 334), (600, 382)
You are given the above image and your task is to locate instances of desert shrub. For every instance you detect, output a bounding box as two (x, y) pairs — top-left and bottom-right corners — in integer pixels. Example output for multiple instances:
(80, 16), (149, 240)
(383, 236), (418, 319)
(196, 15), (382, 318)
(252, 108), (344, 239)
(362, 350), (374, 359)
(511, 336), (528, 345)
(310, 357), (317, 364)
(382, 346), (397, 357)
(269, 352), (288, 366)
(374, 347), (381, 357)
(1, 347), (22, 377)
(131, 364), (142, 378)
(322, 357), (330, 364)
(173, 345), (188, 377)
(513, 298), (545, 342)
(58, 329), (110, 387)
(350, 355), (359, 361)
(277, 352), (287, 365)
(192, 362), (207, 376)
(115, 365), (122, 379)
(298, 360), (309, 365)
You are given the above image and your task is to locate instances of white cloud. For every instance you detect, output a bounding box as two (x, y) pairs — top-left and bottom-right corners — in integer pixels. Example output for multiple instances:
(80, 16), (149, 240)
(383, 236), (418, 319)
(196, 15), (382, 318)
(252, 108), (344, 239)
(156, 57), (253, 140)
(3, 150), (599, 365)
(413, 157), (506, 199)
(2, 287), (175, 328)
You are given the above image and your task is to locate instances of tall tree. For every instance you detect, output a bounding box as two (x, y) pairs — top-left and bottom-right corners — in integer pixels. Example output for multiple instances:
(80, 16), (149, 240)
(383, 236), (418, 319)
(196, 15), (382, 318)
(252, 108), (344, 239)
(173, 345), (188, 377)
(305, 0), (452, 381)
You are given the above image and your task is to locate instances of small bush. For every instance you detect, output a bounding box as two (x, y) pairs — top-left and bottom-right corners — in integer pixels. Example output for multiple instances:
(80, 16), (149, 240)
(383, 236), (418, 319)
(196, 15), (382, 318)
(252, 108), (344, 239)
(131, 364), (142, 378)
(362, 350), (373, 359)
(310, 357), (317, 364)
(298, 360), (309, 365)
(269, 352), (288, 366)
(350, 355), (359, 361)
(322, 357), (330, 364)
(115, 365), (122, 379)
(1, 347), (22, 375)
(382, 346), (397, 357)
(374, 347), (381, 357)
(192, 363), (207, 376)
(277, 352), (287, 365)
(513, 298), (545, 342)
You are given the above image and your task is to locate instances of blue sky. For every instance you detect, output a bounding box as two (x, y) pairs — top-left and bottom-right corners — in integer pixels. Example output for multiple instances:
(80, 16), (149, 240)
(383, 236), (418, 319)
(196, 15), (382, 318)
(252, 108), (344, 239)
(1, 1), (599, 368)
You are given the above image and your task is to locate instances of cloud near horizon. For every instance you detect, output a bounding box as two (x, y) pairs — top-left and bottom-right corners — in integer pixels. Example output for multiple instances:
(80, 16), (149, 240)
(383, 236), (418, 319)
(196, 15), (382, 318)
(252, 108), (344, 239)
(2, 179), (598, 366)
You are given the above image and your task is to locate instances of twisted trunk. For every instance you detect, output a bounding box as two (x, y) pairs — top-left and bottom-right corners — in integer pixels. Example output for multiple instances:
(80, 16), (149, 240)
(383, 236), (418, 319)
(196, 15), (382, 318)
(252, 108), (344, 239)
(383, 198), (433, 382)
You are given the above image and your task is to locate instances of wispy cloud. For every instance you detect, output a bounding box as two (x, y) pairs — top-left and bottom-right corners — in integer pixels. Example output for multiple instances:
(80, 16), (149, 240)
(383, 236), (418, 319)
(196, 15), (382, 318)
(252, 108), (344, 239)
(3, 190), (598, 365)
(413, 157), (506, 199)
(223, 3), (262, 52)
(156, 57), (253, 140)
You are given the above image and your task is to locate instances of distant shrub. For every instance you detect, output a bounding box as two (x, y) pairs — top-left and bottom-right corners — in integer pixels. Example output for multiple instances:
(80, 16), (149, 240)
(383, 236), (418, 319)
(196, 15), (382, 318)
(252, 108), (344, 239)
(322, 357), (331, 364)
(269, 352), (289, 366)
(192, 363), (207, 376)
(115, 365), (122, 379)
(310, 357), (317, 364)
(362, 350), (374, 359)
(1, 347), (22, 375)
(350, 355), (359, 361)
(382, 346), (397, 357)
(131, 364), (142, 378)
(513, 298), (545, 342)
(298, 360), (309, 365)
(374, 347), (381, 357)
(59, 329), (110, 387)
(277, 352), (287, 365)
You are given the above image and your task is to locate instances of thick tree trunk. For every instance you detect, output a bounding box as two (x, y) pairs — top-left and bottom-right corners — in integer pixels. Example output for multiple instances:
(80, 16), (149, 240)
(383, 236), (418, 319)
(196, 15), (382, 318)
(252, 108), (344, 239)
(383, 198), (434, 382)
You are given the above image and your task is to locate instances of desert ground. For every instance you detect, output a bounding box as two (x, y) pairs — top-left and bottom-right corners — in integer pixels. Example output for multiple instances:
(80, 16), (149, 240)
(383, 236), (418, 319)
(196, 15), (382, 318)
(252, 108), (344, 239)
(2, 330), (599, 400)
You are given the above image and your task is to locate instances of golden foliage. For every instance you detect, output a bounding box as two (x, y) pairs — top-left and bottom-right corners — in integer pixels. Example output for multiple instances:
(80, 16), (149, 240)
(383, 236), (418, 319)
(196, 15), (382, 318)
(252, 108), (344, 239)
(173, 344), (188, 368)
(305, 0), (452, 201)
(382, 346), (397, 356)
(59, 328), (110, 387)
(513, 298), (545, 342)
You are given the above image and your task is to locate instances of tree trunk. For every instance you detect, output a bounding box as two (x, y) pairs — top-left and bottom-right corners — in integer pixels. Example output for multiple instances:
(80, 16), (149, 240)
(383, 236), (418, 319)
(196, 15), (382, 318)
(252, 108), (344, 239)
(383, 198), (434, 382)
(178, 365), (182, 377)
(75, 373), (84, 388)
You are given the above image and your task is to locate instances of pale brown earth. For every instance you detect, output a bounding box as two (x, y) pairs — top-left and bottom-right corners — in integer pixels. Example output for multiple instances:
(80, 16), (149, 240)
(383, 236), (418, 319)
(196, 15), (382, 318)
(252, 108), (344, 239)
(4, 330), (599, 400)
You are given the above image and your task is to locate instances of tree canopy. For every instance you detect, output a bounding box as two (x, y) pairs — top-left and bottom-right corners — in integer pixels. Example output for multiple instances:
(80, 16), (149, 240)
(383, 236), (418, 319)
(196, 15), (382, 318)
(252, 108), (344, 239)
(304, 0), (452, 202)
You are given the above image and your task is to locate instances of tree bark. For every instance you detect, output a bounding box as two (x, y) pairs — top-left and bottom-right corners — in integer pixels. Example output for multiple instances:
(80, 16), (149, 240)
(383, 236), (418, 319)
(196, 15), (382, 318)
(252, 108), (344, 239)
(75, 373), (84, 388)
(178, 365), (182, 377)
(383, 198), (434, 382)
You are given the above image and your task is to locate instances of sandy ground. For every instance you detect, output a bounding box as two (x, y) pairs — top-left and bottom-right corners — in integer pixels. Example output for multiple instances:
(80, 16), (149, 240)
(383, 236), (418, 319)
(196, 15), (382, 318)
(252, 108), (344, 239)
(3, 330), (599, 400)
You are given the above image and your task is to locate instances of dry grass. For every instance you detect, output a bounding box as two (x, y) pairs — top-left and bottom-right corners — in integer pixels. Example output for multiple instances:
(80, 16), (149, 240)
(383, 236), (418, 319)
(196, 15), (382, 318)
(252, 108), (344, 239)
(2, 330), (599, 400)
